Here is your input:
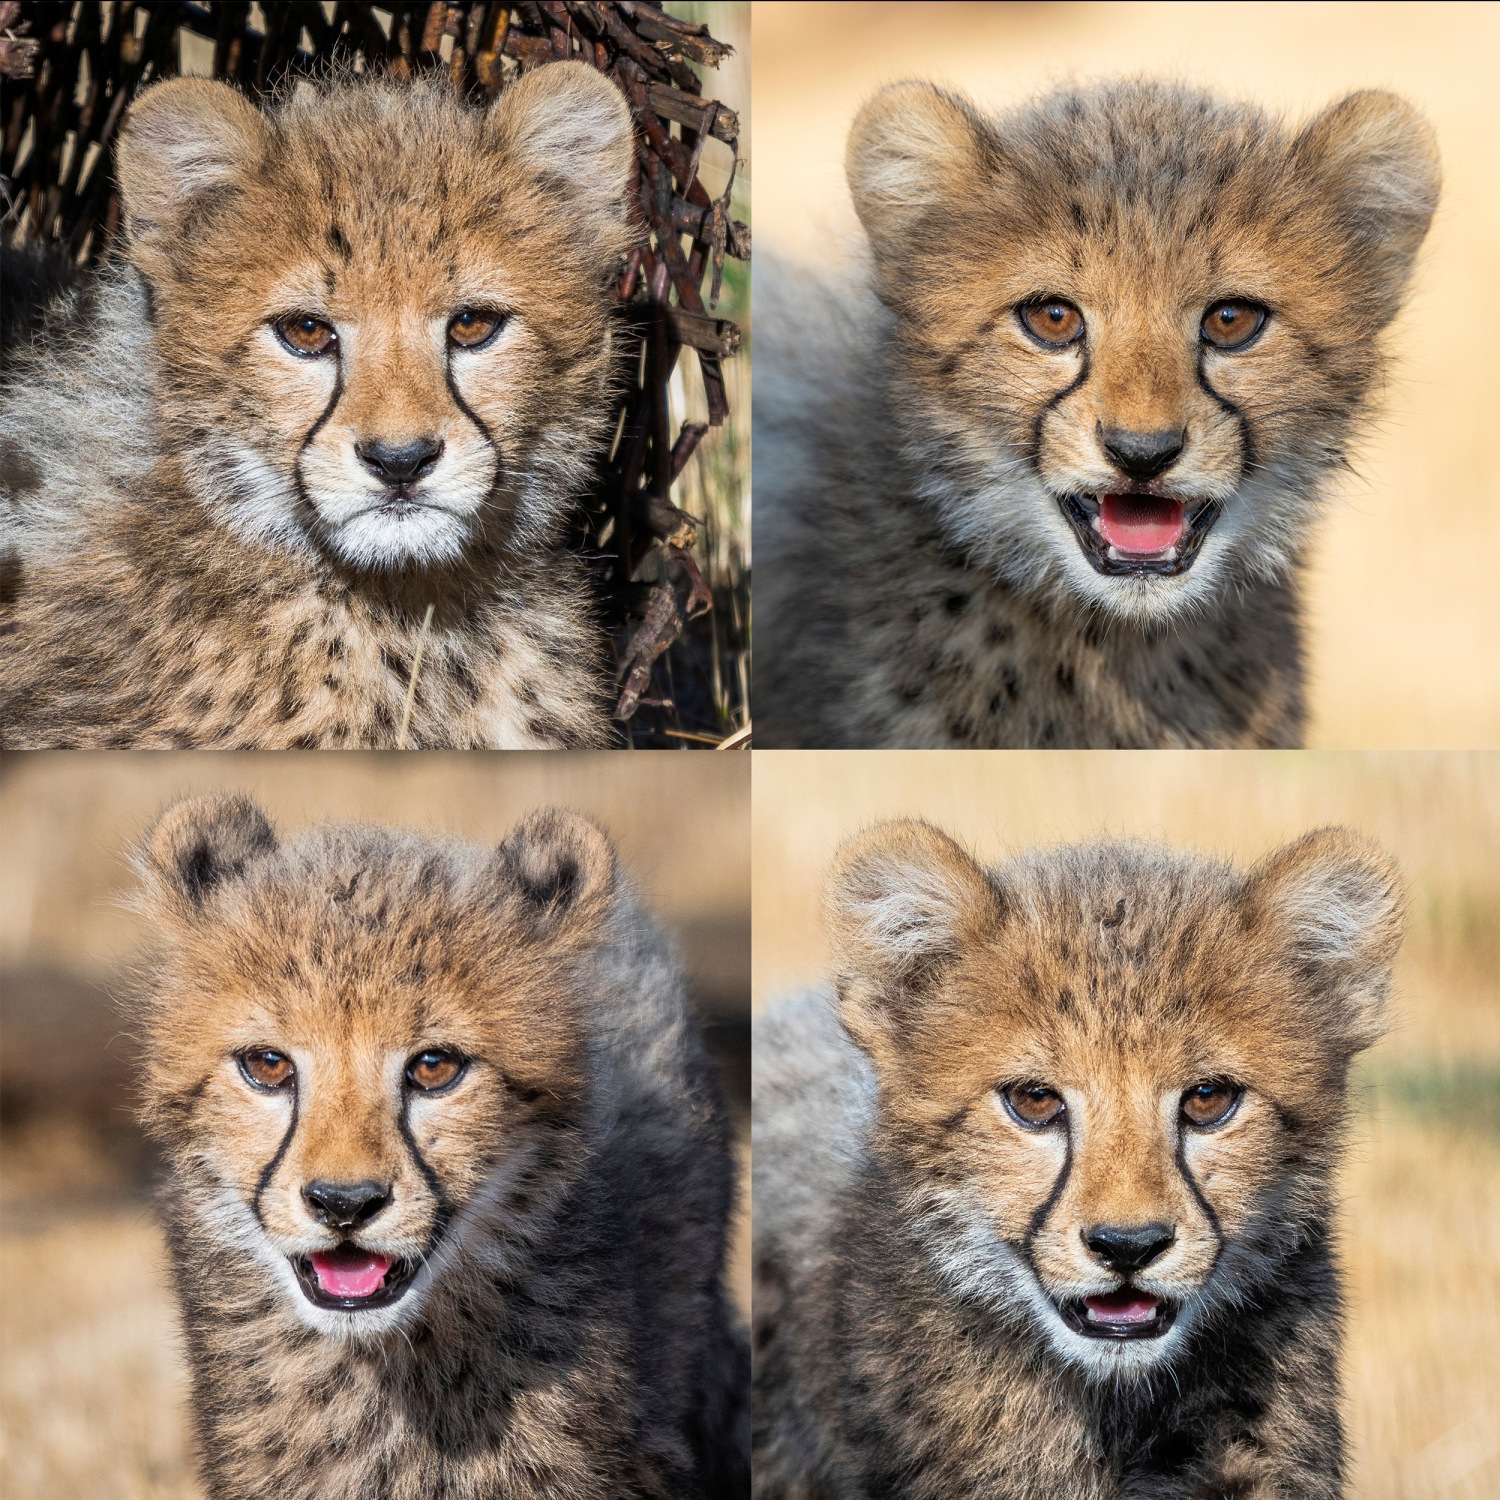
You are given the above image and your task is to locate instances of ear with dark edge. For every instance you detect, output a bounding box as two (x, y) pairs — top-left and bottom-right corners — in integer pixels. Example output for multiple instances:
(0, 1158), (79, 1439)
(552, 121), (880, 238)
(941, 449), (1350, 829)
(485, 61), (634, 239)
(144, 795), (278, 912)
(497, 808), (617, 939)
(826, 820), (1003, 1064)
(1293, 90), (1440, 320)
(1247, 827), (1405, 1053)
(846, 81), (993, 286)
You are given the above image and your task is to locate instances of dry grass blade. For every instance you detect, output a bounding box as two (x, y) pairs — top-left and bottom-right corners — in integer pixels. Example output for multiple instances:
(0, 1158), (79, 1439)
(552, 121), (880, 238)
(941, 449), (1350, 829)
(396, 602), (435, 750)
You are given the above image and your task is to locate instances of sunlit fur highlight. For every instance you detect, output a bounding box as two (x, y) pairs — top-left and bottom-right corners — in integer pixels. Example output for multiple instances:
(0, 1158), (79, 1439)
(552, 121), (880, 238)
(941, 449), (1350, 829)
(133, 796), (748, 1499)
(753, 820), (1404, 1498)
(756, 79), (1439, 748)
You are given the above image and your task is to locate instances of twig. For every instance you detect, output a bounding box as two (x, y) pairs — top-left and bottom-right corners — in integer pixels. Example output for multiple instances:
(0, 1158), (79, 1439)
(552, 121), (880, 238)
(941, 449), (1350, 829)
(397, 602), (435, 750)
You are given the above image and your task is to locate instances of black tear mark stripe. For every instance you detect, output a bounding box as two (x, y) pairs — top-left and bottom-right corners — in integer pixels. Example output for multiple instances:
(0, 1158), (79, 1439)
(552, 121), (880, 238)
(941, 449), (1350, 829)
(292, 362), (346, 526)
(251, 1088), (300, 1231)
(399, 1091), (455, 1224)
(1027, 348), (1092, 472)
(1195, 344), (1258, 480)
(1019, 1125), (1074, 1280)
(444, 355), (495, 448)
(1175, 1133), (1225, 1273)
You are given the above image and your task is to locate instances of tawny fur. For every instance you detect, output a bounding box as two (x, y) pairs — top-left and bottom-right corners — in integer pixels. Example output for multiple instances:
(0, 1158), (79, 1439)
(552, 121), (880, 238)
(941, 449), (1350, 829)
(133, 796), (748, 1499)
(753, 821), (1404, 1498)
(755, 80), (1439, 748)
(1, 65), (638, 747)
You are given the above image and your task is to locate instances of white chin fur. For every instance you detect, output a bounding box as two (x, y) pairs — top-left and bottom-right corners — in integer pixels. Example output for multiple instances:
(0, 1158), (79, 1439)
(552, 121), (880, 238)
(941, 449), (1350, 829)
(319, 496), (473, 568)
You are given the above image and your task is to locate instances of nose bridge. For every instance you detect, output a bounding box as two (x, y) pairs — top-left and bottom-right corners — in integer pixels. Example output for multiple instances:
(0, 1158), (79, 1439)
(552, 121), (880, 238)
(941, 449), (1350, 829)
(1089, 300), (1191, 435)
(293, 1051), (396, 1189)
(341, 310), (447, 443)
(1070, 1077), (1178, 1228)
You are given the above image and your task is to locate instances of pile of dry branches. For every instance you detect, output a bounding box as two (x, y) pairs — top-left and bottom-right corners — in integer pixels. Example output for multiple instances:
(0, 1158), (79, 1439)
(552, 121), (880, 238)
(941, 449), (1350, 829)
(1, 1), (749, 747)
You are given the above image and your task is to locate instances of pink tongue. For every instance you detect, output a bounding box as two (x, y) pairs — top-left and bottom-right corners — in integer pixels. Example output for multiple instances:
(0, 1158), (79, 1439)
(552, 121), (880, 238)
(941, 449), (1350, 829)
(310, 1248), (392, 1299)
(1098, 493), (1185, 555)
(1084, 1291), (1161, 1326)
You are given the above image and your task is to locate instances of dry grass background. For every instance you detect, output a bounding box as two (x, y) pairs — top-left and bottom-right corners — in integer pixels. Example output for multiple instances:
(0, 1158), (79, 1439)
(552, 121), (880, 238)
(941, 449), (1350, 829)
(752, 749), (1500, 1500)
(0, 752), (749, 1500)
(751, 0), (1500, 748)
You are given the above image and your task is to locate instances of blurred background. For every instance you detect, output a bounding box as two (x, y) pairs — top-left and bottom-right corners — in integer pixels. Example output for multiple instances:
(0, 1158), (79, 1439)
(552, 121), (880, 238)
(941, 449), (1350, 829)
(0, 751), (749, 1499)
(752, 749), (1500, 1500)
(752, 1), (1500, 748)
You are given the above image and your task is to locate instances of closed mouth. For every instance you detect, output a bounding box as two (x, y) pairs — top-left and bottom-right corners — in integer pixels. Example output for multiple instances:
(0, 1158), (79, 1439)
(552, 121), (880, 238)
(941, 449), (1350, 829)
(1059, 492), (1219, 577)
(1057, 1287), (1177, 1341)
(292, 1242), (416, 1311)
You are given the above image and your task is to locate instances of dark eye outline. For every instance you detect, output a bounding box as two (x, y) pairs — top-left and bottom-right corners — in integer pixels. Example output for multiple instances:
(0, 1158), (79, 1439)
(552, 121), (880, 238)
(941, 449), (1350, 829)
(1181, 1079), (1244, 1130)
(405, 1049), (470, 1094)
(998, 1080), (1068, 1131)
(272, 313), (339, 359)
(447, 307), (509, 351)
(1016, 297), (1086, 349)
(237, 1048), (296, 1092)
(1200, 299), (1268, 352)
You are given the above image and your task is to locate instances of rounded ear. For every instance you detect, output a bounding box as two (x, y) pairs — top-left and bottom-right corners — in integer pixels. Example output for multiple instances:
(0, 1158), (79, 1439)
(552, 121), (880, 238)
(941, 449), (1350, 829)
(1292, 90), (1440, 319)
(116, 78), (269, 244)
(485, 61), (634, 238)
(142, 795), (278, 912)
(826, 820), (1003, 1059)
(846, 81), (992, 274)
(496, 808), (617, 941)
(1246, 827), (1405, 1052)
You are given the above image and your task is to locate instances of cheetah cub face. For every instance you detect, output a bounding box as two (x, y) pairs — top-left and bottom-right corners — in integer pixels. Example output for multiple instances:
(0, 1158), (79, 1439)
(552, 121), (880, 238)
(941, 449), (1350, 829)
(114, 66), (633, 569)
(828, 821), (1403, 1378)
(847, 81), (1438, 622)
(135, 797), (615, 1339)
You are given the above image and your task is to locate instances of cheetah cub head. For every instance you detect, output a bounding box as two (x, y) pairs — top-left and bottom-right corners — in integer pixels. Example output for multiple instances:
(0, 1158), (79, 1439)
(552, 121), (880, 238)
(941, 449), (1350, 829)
(114, 65), (633, 569)
(135, 795), (617, 1338)
(847, 80), (1439, 623)
(828, 821), (1403, 1378)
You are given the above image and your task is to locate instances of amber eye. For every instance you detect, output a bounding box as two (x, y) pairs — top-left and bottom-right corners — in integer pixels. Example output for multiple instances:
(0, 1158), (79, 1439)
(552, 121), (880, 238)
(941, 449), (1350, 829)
(406, 1050), (467, 1093)
(448, 309), (506, 349)
(1018, 298), (1085, 347)
(273, 314), (338, 357)
(1201, 300), (1267, 351)
(238, 1049), (295, 1091)
(1000, 1082), (1067, 1129)
(1182, 1080), (1242, 1128)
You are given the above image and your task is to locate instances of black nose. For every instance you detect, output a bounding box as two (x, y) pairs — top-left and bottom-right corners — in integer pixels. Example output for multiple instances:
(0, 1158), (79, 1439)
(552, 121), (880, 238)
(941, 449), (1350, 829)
(1099, 426), (1185, 482)
(355, 437), (443, 486)
(1083, 1222), (1176, 1275)
(302, 1179), (391, 1230)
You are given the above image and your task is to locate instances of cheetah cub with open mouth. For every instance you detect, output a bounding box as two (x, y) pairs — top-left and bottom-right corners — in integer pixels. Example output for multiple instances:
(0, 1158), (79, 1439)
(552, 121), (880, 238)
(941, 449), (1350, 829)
(754, 820), (1404, 1498)
(134, 796), (748, 1499)
(756, 80), (1440, 748)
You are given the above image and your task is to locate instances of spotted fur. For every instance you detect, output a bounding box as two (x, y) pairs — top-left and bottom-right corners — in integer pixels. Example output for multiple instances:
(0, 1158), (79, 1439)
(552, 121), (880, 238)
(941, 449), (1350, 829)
(753, 821), (1404, 1498)
(756, 80), (1439, 747)
(134, 796), (748, 1499)
(1, 65), (637, 747)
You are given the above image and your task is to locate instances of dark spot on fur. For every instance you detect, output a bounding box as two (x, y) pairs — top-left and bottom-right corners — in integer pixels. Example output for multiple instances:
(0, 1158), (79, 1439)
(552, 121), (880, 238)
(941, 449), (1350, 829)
(944, 593), (969, 615)
(1056, 664), (1076, 695)
(327, 224), (351, 260)
(1102, 898), (1126, 929)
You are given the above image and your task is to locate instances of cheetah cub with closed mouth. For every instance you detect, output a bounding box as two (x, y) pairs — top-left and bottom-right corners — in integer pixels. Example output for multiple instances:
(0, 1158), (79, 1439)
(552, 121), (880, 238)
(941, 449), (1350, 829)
(135, 796), (748, 1500)
(754, 821), (1404, 1498)
(756, 81), (1440, 747)
(1, 64), (634, 747)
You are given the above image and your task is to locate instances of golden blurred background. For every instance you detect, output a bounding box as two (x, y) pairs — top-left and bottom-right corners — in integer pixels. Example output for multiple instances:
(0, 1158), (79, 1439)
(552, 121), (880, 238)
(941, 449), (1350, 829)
(752, 748), (1500, 1500)
(751, 1), (1500, 748)
(0, 752), (749, 1500)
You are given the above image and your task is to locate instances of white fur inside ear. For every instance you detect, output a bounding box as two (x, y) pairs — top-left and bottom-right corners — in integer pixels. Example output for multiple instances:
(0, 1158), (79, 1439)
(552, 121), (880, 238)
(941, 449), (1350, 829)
(490, 63), (634, 216)
(117, 79), (268, 225)
(839, 858), (967, 972)
(1273, 860), (1399, 965)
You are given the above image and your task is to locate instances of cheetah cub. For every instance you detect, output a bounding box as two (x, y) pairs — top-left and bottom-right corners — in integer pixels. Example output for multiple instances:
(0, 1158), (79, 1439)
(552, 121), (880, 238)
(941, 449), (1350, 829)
(1, 64), (634, 747)
(754, 821), (1404, 1498)
(135, 796), (748, 1499)
(756, 81), (1440, 747)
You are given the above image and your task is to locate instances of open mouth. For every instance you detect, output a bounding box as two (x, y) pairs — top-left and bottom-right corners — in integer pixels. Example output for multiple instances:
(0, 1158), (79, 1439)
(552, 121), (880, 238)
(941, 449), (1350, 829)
(1057, 1288), (1177, 1341)
(293, 1243), (416, 1312)
(1059, 492), (1219, 577)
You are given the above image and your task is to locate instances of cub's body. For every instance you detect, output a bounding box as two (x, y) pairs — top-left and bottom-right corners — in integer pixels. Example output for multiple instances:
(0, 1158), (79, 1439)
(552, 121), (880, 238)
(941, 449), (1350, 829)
(2, 66), (636, 747)
(753, 824), (1404, 1498)
(756, 81), (1438, 748)
(136, 798), (748, 1499)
